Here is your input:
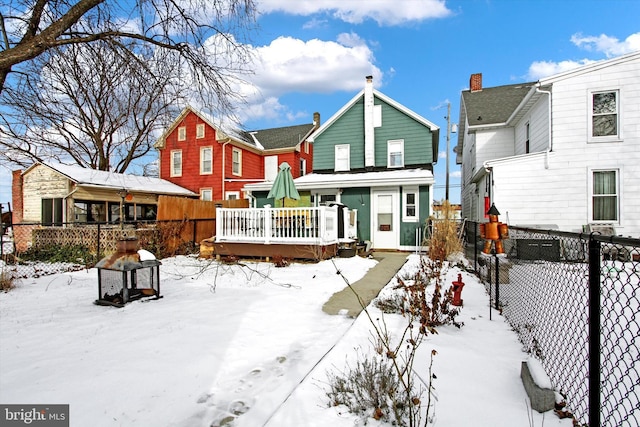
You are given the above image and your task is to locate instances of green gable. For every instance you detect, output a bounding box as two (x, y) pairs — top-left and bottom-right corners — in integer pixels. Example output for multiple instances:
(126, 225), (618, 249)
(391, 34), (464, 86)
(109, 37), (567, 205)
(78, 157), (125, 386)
(312, 94), (437, 172)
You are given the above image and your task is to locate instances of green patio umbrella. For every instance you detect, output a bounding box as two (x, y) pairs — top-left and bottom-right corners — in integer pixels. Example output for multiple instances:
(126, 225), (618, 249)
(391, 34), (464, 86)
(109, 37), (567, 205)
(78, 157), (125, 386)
(267, 162), (300, 206)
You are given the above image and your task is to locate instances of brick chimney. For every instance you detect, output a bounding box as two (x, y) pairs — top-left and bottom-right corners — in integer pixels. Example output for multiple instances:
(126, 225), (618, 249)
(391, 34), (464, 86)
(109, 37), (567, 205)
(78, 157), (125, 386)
(313, 112), (320, 128)
(470, 73), (482, 92)
(11, 169), (23, 224)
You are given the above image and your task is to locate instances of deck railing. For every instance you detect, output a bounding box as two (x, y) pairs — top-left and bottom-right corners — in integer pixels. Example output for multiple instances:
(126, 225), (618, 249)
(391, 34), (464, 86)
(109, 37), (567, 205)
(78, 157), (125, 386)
(215, 205), (357, 245)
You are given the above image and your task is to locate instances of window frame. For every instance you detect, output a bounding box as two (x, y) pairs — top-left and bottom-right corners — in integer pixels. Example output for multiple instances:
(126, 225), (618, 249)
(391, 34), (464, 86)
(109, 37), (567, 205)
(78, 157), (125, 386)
(588, 89), (621, 143)
(402, 187), (419, 222)
(200, 146), (213, 175)
(588, 168), (620, 224)
(335, 144), (350, 172)
(170, 149), (182, 177)
(200, 188), (212, 201)
(299, 158), (307, 176)
(196, 123), (205, 139)
(387, 139), (404, 168)
(177, 126), (186, 141)
(232, 148), (242, 176)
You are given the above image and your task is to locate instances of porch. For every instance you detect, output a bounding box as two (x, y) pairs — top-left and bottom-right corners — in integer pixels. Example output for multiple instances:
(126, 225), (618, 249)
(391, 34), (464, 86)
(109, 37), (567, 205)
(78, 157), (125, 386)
(213, 205), (358, 260)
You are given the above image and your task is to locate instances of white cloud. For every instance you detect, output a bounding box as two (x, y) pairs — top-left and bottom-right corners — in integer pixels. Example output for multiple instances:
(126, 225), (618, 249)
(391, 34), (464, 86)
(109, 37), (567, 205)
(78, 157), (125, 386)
(235, 35), (383, 124)
(571, 32), (640, 57)
(526, 58), (597, 80)
(526, 32), (640, 80)
(257, 0), (452, 26)
(450, 170), (461, 179)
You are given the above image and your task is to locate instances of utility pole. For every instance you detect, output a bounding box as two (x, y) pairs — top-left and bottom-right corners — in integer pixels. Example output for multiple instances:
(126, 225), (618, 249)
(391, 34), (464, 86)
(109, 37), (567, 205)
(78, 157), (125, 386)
(446, 102), (451, 201)
(444, 102), (457, 202)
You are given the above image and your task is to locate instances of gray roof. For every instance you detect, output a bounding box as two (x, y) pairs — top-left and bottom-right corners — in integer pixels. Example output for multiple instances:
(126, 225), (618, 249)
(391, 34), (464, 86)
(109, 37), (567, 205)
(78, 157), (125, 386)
(245, 123), (316, 150)
(35, 163), (197, 197)
(461, 82), (536, 128)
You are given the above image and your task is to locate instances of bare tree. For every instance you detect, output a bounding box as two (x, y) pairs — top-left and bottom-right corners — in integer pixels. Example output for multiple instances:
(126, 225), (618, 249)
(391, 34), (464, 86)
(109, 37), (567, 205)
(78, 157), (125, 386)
(0, 1), (257, 100)
(0, 40), (183, 171)
(0, 0), (257, 172)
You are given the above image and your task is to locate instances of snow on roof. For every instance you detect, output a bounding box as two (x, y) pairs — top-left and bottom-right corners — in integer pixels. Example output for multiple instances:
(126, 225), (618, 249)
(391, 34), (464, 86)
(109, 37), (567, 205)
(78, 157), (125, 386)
(244, 168), (434, 192)
(39, 163), (197, 196)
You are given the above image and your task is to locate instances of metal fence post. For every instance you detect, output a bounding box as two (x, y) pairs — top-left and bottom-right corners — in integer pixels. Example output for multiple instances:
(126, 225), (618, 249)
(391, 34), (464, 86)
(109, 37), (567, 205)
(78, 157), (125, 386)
(588, 235), (601, 427)
(495, 252), (500, 310)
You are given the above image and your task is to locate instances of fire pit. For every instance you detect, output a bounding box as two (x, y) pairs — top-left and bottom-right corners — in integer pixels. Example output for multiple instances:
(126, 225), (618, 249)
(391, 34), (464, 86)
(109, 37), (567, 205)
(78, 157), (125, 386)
(95, 238), (162, 307)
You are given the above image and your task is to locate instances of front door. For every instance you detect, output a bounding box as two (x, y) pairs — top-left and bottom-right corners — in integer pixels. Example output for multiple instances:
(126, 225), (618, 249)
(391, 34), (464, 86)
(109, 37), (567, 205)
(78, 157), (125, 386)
(372, 188), (399, 249)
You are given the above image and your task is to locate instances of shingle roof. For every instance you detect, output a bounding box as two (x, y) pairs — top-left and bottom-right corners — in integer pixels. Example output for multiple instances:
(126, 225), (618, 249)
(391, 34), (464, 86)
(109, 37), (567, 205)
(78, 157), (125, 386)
(36, 163), (197, 196)
(246, 123), (316, 150)
(462, 82), (535, 127)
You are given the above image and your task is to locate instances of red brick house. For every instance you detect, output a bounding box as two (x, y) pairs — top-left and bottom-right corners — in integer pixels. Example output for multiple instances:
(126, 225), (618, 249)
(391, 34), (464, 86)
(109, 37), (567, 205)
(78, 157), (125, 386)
(155, 106), (317, 201)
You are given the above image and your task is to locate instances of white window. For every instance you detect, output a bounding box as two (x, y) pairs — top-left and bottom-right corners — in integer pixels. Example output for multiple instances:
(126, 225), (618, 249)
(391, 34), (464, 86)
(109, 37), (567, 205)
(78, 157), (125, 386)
(335, 144), (350, 172)
(387, 139), (404, 168)
(200, 147), (212, 175)
(200, 189), (212, 201)
(300, 158), (307, 176)
(232, 148), (242, 176)
(589, 90), (620, 141)
(265, 156), (278, 181)
(196, 123), (205, 139)
(591, 169), (619, 222)
(374, 105), (382, 128)
(170, 150), (182, 177)
(226, 191), (240, 200)
(402, 187), (419, 222)
(177, 126), (186, 141)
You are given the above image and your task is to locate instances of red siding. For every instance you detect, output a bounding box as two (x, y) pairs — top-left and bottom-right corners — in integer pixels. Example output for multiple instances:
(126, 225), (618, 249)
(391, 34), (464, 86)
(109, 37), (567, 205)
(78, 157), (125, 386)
(159, 110), (316, 200)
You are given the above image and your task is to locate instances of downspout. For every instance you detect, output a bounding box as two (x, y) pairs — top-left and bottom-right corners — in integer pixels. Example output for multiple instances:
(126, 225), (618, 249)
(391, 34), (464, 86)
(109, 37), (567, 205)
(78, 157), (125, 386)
(220, 138), (231, 200)
(535, 85), (552, 169)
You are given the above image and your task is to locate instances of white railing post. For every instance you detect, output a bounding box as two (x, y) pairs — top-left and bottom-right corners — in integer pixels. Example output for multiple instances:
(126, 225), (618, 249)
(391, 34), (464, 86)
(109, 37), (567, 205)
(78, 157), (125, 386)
(264, 205), (271, 244)
(215, 207), (222, 242)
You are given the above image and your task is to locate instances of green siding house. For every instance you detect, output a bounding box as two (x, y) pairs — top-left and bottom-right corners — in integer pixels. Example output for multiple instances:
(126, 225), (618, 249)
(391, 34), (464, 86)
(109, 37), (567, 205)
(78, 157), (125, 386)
(245, 76), (439, 250)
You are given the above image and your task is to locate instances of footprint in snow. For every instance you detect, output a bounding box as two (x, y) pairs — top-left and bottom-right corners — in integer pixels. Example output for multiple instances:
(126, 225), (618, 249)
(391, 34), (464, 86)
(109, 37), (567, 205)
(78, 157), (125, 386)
(204, 352), (297, 427)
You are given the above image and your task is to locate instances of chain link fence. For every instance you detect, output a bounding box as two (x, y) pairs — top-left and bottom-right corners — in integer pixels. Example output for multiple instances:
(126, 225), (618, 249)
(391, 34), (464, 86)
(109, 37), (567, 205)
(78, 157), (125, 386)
(1, 219), (214, 281)
(466, 221), (640, 427)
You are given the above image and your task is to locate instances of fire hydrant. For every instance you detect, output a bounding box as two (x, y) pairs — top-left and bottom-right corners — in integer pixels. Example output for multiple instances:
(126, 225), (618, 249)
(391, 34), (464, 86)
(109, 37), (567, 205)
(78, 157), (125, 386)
(479, 203), (509, 255)
(451, 273), (465, 306)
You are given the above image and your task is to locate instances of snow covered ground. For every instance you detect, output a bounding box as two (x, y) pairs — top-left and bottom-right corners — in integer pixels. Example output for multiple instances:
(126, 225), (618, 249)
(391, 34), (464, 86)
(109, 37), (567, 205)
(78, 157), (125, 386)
(0, 253), (574, 427)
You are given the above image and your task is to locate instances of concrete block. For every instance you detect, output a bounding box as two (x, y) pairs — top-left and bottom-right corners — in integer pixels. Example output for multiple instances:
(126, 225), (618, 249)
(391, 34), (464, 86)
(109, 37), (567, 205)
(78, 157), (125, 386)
(520, 361), (555, 412)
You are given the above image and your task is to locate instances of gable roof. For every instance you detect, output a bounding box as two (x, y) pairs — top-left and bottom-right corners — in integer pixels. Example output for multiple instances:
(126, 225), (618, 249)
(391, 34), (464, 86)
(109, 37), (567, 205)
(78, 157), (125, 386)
(243, 123), (316, 150)
(26, 162), (197, 197)
(308, 88), (439, 142)
(461, 82), (536, 129)
(154, 106), (257, 150)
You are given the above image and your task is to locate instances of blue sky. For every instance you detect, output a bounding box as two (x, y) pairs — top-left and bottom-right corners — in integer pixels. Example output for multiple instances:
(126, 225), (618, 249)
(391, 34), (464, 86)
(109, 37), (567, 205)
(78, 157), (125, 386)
(2, 0), (640, 206)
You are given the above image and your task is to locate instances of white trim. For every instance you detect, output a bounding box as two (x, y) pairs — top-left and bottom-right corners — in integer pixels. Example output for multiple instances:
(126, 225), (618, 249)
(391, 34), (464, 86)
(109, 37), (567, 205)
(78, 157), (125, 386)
(200, 146), (213, 175)
(335, 144), (350, 172)
(387, 139), (404, 168)
(225, 191), (240, 200)
(196, 123), (205, 139)
(402, 186), (419, 222)
(200, 188), (212, 201)
(177, 126), (186, 141)
(587, 166), (621, 225)
(232, 147), (242, 176)
(170, 150), (182, 177)
(587, 88), (622, 143)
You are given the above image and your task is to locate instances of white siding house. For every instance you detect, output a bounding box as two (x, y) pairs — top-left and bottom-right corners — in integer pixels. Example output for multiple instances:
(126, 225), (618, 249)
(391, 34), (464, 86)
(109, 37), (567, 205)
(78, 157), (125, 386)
(456, 51), (640, 237)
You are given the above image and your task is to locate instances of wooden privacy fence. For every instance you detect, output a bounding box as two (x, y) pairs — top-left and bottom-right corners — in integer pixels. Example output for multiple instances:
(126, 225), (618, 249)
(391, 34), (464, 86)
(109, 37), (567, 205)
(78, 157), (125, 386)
(156, 196), (249, 247)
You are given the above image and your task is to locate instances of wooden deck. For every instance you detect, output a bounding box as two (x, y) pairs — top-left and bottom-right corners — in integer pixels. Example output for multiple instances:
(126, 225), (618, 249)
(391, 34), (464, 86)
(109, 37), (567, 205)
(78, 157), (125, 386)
(211, 205), (357, 260)
(212, 241), (339, 261)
